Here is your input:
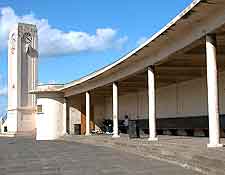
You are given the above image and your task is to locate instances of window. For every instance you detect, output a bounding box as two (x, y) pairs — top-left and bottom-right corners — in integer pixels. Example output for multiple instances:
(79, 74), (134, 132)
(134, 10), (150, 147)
(37, 105), (43, 113)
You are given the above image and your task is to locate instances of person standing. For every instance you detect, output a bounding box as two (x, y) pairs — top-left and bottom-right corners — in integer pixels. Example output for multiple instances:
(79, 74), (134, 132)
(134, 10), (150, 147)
(124, 115), (129, 134)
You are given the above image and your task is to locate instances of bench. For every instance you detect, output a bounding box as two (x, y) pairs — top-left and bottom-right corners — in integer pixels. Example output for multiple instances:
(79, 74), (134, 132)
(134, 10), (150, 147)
(114, 115), (225, 137)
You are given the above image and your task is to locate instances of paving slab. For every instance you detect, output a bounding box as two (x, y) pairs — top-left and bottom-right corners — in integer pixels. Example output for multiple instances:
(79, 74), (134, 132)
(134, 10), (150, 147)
(0, 137), (199, 175)
(60, 134), (225, 175)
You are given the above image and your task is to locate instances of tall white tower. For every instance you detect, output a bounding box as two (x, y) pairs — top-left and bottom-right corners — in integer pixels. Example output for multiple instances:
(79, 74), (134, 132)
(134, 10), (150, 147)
(7, 23), (38, 136)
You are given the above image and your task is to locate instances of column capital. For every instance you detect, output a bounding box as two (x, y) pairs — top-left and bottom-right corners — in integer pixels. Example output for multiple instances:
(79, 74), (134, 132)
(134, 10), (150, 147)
(206, 33), (216, 38)
(113, 82), (118, 86)
(206, 34), (217, 46)
(86, 91), (90, 94)
(148, 65), (155, 71)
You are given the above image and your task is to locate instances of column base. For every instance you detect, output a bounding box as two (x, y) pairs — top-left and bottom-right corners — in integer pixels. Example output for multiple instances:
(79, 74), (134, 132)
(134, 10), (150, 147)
(112, 134), (120, 138)
(148, 137), (158, 141)
(207, 143), (224, 148)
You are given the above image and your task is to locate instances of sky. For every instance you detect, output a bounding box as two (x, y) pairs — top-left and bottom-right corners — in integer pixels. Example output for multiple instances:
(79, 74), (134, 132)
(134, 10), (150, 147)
(0, 0), (193, 116)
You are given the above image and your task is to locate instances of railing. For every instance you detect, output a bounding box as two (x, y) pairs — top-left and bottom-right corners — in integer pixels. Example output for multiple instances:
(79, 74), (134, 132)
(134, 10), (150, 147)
(1, 113), (7, 125)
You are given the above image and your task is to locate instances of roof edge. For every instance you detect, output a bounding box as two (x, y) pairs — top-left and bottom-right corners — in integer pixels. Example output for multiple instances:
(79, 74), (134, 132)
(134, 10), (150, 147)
(60, 0), (201, 91)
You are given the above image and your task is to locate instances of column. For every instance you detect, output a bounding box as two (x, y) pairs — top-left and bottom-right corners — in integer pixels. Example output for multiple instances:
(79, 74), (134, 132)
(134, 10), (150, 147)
(206, 34), (223, 147)
(112, 82), (120, 138)
(148, 66), (158, 141)
(62, 98), (67, 135)
(85, 91), (90, 136)
(65, 98), (70, 134)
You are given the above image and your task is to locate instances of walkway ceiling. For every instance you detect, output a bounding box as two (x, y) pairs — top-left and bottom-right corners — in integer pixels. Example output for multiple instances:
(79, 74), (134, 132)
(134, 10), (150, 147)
(34, 0), (225, 98)
(90, 24), (225, 98)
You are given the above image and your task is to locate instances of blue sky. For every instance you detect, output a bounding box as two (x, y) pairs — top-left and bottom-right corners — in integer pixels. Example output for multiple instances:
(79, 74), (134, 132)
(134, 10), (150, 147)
(0, 0), (193, 115)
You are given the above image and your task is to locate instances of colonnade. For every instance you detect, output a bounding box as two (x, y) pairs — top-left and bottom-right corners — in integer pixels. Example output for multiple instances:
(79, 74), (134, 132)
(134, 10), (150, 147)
(84, 34), (223, 147)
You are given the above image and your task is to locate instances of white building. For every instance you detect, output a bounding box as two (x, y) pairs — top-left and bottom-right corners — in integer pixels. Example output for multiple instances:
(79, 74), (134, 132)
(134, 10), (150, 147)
(4, 0), (225, 147)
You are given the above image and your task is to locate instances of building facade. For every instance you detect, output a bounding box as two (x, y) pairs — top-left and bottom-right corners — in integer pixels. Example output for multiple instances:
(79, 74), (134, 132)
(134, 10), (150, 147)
(4, 0), (225, 148)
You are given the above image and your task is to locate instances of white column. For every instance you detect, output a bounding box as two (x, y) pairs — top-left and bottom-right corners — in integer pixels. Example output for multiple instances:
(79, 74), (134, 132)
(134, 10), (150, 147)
(112, 82), (120, 138)
(206, 34), (223, 147)
(148, 66), (158, 141)
(62, 98), (67, 135)
(85, 91), (90, 136)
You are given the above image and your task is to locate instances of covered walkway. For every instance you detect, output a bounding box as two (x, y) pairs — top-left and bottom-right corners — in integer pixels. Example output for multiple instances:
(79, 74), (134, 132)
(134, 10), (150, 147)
(65, 21), (225, 147)
(33, 0), (225, 148)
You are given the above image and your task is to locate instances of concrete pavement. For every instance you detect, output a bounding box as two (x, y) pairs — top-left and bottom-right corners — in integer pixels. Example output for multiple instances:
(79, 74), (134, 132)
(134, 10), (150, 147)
(60, 135), (225, 175)
(0, 137), (200, 175)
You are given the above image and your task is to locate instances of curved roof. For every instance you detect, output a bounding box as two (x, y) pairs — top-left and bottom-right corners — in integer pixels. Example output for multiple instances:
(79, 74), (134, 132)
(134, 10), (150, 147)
(60, 0), (201, 90)
(34, 0), (219, 94)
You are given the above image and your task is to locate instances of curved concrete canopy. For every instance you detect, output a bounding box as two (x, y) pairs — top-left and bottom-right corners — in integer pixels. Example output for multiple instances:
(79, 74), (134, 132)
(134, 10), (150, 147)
(32, 0), (225, 96)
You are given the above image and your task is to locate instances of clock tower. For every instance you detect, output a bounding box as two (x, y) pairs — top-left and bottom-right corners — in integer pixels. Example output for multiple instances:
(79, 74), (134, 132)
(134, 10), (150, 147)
(7, 23), (38, 136)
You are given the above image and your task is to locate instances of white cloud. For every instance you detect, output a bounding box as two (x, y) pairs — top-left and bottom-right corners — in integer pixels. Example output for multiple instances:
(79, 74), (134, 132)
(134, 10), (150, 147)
(48, 80), (57, 84)
(38, 82), (43, 85)
(38, 80), (59, 85)
(0, 73), (7, 96)
(0, 104), (7, 117)
(0, 87), (7, 96)
(136, 36), (148, 46)
(0, 7), (128, 57)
